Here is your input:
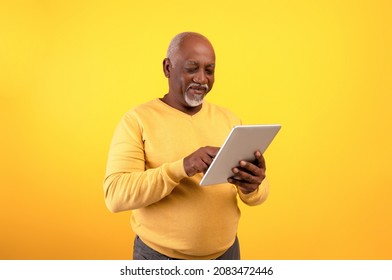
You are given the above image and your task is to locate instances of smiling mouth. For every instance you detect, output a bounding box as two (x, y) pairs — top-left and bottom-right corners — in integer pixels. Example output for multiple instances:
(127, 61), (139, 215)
(187, 84), (208, 95)
(189, 87), (206, 94)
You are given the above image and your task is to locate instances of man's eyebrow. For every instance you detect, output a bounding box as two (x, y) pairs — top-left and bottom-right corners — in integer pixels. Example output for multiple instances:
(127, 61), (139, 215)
(185, 61), (215, 67)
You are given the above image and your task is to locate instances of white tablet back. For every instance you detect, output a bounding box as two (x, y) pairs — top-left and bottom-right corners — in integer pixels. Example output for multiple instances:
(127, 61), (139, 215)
(199, 124), (281, 186)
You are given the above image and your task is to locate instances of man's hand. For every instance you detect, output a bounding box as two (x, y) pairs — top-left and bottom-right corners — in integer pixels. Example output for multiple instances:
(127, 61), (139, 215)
(183, 146), (220, 177)
(228, 150), (266, 194)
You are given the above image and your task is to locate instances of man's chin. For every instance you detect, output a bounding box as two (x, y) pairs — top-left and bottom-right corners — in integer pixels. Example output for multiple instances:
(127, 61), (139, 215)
(184, 92), (206, 107)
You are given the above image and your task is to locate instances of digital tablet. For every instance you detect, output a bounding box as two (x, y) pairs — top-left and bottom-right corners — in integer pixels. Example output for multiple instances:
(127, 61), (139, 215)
(199, 124), (281, 186)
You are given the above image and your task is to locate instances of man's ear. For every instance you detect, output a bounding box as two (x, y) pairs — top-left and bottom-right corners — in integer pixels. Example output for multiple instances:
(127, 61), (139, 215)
(163, 58), (171, 78)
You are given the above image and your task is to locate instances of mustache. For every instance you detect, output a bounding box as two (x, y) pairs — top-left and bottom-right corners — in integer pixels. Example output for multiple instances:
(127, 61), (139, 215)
(186, 83), (209, 92)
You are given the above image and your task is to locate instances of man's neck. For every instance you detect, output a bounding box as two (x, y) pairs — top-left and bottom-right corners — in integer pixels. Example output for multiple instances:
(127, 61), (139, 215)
(160, 93), (203, 116)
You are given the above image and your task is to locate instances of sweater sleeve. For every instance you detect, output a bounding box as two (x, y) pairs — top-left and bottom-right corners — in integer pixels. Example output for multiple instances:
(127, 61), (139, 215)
(237, 178), (270, 206)
(103, 112), (188, 212)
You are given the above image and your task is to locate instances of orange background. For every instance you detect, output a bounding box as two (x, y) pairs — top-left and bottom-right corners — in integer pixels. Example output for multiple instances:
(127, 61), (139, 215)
(1, 0), (391, 259)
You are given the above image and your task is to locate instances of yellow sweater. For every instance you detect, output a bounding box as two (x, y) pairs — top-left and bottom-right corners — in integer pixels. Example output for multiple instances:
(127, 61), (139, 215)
(104, 99), (269, 259)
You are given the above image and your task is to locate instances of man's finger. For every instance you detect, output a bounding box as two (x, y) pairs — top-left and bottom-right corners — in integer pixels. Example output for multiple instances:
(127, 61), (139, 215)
(255, 151), (266, 169)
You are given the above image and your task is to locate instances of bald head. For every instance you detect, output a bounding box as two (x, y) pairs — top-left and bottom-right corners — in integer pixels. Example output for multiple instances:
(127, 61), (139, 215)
(166, 32), (214, 67)
(162, 31), (216, 113)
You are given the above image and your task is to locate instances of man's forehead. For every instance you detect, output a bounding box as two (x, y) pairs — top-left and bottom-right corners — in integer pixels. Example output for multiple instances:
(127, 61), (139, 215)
(175, 34), (211, 51)
(179, 41), (215, 61)
(168, 33), (215, 66)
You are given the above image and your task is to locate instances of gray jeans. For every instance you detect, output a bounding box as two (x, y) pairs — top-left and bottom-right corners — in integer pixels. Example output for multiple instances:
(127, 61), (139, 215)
(133, 235), (240, 260)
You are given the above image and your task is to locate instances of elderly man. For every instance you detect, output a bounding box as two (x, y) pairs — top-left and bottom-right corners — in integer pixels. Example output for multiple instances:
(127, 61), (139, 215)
(104, 32), (269, 260)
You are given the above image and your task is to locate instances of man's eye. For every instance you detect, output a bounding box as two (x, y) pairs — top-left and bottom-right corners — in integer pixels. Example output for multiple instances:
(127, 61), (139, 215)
(186, 68), (197, 73)
(206, 70), (214, 75)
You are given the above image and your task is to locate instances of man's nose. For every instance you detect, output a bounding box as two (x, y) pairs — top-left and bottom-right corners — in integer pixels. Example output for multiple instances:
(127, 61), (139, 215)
(193, 70), (208, 84)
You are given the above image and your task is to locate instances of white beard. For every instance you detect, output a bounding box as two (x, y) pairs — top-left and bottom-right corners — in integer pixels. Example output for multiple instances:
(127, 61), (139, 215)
(184, 90), (206, 107)
(184, 83), (209, 107)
